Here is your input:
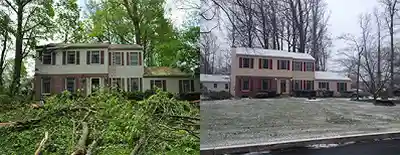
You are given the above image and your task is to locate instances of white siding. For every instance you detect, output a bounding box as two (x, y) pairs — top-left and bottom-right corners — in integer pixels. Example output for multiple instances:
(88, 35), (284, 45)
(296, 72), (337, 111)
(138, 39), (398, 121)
(202, 82), (229, 92)
(36, 48), (109, 74)
(143, 77), (200, 93)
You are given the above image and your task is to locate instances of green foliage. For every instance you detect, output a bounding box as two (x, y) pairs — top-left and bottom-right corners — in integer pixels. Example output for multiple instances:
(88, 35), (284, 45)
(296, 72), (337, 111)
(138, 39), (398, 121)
(0, 89), (199, 154)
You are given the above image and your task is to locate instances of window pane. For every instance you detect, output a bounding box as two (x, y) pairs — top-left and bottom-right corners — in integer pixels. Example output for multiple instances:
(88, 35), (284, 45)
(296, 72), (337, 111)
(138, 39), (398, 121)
(130, 52), (138, 65)
(262, 80), (269, 90)
(225, 84), (228, 89)
(243, 58), (250, 68)
(182, 80), (191, 92)
(91, 51), (100, 63)
(43, 53), (52, 64)
(263, 59), (269, 68)
(214, 83), (217, 88)
(66, 78), (75, 92)
(242, 79), (249, 90)
(67, 51), (76, 64)
(294, 62), (302, 71)
(155, 80), (163, 88)
(42, 77), (51, 93)
(114, 52), (121, 65)
(130, 78), (139, 91)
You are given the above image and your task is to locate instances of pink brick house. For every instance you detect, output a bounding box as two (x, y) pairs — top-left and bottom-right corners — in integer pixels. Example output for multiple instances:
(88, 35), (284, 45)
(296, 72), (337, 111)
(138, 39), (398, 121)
(230, 47), (351, 97)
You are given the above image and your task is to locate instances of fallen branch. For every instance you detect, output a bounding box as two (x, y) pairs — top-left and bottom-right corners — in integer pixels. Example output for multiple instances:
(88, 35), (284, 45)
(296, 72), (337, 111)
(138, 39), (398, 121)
(130, 135), (147, 155)
(34, 131), (49, 155)
(71, 122), (89, 155)
(85, 139), (97, 155)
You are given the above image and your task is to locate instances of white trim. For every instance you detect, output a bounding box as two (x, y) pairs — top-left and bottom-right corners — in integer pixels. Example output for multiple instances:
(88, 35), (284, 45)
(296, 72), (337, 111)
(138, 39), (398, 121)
(129, 52), (139, 66)
(41, 77), (51, 95)
(112, 52), (123, 65)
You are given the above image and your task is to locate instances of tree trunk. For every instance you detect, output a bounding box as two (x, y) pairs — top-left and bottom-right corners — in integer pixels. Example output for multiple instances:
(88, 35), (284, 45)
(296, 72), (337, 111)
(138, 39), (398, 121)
(11, 5), (24, 94)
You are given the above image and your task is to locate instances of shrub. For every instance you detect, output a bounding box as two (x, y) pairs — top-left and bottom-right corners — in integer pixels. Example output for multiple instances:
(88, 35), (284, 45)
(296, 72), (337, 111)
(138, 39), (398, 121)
(208, 91), (232, 100)
(124, 91), (145, 101)
(178, 92), (200, 101)
(0, 89), (199, 154)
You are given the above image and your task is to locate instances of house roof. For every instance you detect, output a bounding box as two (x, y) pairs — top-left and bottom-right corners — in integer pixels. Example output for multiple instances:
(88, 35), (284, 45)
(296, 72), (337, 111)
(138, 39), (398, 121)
(200, 74), (230, 82)
(36, 43), (143, 51)
(315, 71), (351, 81)
(234, 47), (315, 60)
(143, 67), (192, 77)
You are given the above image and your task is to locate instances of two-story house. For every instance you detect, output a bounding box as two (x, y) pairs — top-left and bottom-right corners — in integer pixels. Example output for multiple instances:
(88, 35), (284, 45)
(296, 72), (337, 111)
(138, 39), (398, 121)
(34, 43), (144, 99)
(230, 47), (351, 97)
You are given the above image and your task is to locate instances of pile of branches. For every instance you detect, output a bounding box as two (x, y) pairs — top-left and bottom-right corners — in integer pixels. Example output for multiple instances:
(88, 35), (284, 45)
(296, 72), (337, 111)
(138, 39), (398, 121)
(0, 89), (200, 154)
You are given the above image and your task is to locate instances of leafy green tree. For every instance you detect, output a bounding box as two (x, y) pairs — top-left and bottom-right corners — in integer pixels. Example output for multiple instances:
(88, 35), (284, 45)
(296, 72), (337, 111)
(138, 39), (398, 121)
(54, 0), (87, 43)
(1, 0), (55, 94)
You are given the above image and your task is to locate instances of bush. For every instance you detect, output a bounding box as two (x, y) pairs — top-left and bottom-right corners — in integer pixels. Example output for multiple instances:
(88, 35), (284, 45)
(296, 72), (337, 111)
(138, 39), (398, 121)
(292, 90), (316, 97)
(124, 91), (145, 101)
(208, 91), (232, 100)
(0, 89), (199, 154)
(178, 92), (200, 101)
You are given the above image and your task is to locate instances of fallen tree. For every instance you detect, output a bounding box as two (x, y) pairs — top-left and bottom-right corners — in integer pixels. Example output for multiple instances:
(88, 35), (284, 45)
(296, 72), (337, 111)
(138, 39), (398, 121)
(0, 89), (199, 154)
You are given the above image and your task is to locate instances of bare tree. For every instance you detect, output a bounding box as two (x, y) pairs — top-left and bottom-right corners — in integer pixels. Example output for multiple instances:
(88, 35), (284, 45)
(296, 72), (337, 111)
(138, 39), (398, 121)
(380, 0), (399, 97)
(200, 32), (219, 74)
(338, 13), (391, 100)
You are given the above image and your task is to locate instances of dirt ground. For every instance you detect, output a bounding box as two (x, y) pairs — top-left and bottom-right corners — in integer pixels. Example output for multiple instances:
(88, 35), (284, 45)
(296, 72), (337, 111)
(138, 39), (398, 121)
(200, 98), (400, 149)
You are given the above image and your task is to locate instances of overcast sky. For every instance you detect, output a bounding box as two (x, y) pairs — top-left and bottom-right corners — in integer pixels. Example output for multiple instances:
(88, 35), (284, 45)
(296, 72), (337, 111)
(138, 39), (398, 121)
(204, 0), (383, 72)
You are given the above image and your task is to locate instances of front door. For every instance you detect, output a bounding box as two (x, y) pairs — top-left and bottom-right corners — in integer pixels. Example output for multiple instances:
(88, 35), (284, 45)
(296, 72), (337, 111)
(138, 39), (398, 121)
(90, 78), (100, 94)
(280, 80), (286, 93)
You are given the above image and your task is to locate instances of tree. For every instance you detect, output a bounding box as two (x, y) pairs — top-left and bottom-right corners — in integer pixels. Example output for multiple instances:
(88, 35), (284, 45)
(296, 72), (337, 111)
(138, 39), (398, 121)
(380, 0), (399, 97)
(54, 0), (87, 43)
(1, 0), (55, 94)
(0, 12), (12, 88)
(200, 32), (219, 74)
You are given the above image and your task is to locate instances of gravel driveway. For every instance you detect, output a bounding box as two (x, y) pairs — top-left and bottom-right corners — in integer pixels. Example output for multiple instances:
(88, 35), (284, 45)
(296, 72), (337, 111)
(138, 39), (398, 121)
(200, 98), (400, 149)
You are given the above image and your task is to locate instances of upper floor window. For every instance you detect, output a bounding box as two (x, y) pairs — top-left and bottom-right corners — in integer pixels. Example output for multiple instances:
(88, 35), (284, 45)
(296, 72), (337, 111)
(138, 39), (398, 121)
(112, 52), (124, 65)
(305, 62), (314, 71)
(63, 51), (80, 65)
(214, 83), (217, 88)
(225, 83), (229, 89)
(259, 59), (271, 69)
(293, 61), (302, 71)
(278, 60), (290, 70)
(127, 52), (140, 66)
(239, 57), (254, 68)
(42, 53), (52, 64)
(86, 51), (104, 64)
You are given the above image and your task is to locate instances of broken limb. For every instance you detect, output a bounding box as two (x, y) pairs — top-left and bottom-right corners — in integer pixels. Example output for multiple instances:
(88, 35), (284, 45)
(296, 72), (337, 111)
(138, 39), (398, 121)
(34, 131), (49, 155)
(71, 122), (89, 155)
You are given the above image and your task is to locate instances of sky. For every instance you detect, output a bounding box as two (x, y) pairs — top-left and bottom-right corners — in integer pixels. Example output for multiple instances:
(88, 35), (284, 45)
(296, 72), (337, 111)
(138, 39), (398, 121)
(204, 0), (383, 72)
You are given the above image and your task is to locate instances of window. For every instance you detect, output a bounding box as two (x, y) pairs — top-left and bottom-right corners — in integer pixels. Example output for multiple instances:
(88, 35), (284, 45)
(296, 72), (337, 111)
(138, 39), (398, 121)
(293, 61), (302, 71)
(242, 79), (250, 91)
(42, 53), (52, 64)
(91, 51), (100, 64)
(305, 62), (313, 71)
(261, 79), (269, 90)
(65, 78), (75, 92)
(151, 80), (166, 91)
(128, 78), (140, 91)
(305, 80), (314, 90)
(111, 78), (123, 89)
(67, 51), (76, 64)
(292, 80), (302, 90)
(225, 83), (229, 89)
(337, 82), (347, 92)
(240, 57), (254, 68)
(261, 59), (270, 69)
(113, 52), (122, 65)
(41, 77), (51, 94)
(129, 52), (139, 65)
(214, 83), (217, 88)
(318, 82), (329, 90)
(179, 80), (194, 93)
(278, 60), (289, 70)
